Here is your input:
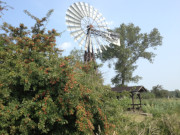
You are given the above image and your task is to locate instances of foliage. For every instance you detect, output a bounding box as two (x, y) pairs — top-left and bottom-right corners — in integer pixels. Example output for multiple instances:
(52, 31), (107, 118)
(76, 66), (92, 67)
(100, 23), (162, 86)
(141, 91), (155, 99)
(142, 99), (180, 117)
(69, 47), (136, 134)
(69, 47), (84, 65)
(174, 89), (180, 98)
(108, 98), (180, 135)
(0, 0), (12, 18)
(151, 85), (180, 98)
(130, 113), (180, 135)
(0, 11), (112, 134)
(156, 114), (180, 135)
(139, 99), (180, 135)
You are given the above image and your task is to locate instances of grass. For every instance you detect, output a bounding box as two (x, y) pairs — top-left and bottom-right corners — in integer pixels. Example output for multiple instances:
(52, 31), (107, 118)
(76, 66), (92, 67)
(123, 111), (146, 123)
(110, 98), (180, 135)
(142, 98), (180, 117)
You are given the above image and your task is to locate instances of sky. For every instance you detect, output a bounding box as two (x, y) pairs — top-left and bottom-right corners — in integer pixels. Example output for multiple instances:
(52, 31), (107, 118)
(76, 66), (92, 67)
(1, 0), (180, 91)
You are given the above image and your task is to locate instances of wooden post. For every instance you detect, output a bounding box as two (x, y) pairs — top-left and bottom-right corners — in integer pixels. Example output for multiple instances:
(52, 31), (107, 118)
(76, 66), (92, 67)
(137, 94), (141, 108)
(131, 93), (135, 112)
(139, 94), (141, 108)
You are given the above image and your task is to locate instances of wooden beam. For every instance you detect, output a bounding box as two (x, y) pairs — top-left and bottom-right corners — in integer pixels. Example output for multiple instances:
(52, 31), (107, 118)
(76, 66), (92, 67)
(131, 93), (135, 112)
(137, 94), (141, 108)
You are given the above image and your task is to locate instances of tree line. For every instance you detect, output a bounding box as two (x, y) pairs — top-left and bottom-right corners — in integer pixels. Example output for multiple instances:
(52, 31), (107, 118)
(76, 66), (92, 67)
(142, 85), (180, 99)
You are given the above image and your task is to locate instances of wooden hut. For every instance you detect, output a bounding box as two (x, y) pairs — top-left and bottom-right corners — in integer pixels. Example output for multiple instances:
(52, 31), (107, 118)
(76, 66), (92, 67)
(112, 86), (147, 111)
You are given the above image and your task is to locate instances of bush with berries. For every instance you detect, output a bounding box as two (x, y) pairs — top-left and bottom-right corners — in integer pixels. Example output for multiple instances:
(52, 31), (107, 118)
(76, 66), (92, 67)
(0, 10), (113, 134)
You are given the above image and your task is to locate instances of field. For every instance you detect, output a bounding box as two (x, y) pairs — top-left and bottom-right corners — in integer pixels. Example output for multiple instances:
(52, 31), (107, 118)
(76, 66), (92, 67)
(108, 98), (180, 135)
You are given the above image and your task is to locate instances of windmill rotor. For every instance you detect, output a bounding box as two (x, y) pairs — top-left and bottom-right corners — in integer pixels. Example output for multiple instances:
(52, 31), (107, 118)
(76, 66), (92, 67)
(66, 2), (120, 62)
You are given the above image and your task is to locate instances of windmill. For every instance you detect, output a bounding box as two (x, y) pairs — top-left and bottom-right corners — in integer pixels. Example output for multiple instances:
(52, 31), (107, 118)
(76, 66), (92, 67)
(65, 2), (120, 62)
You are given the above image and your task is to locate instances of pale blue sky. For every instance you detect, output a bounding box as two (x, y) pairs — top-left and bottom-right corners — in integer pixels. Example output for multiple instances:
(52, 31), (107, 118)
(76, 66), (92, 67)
(2, 0), (180, 90)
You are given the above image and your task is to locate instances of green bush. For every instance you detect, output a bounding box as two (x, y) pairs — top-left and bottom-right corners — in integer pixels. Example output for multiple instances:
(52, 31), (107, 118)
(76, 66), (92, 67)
(141, 92), (155, 99)
(0, 12), (112, 134)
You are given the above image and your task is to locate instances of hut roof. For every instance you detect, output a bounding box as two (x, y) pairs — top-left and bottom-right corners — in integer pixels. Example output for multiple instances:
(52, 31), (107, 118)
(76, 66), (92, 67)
(112, 86), (147, 93)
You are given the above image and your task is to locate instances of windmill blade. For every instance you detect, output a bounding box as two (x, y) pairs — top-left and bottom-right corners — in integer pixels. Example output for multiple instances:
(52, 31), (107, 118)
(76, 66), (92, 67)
(93, 35), (102, 53)
(98, 38), (107, 50)
(73, 31), (85, 41)
(80, 2), (88, 17)
(70, 29), (83, 37)
(89, 38), (92, 53)
(69, 5), (83, 19)
(66, 19), (80, 26)
(100, 37), (110, 47)
(97, 43), (102, 53)
(65, 14), (81, 23)
(73, 2), (85, 17)
(92, 9), (98, 20)
(83, 3), (90, 17)
(95, 36), (107, 50)
(67, 9), (82, 21)
(95, 19), (102, 24)
(95, 17), (106, 24)
(100, 22), (108, 27)
(78, 34), (86, 46)
(70, 29), (83, 35)
(67, 26), (81, 30)
(65, 16), (80, 24)
(66, 13), (81, 23)
(78, 2), (87, 17)
(92, 11), (103, 26)
(91, 40), (97, 53)
(67, 26), (81, 31)
(89, 6), (94, 18)
(66, 8), (81, 20)
(88, 3), (91, 18)
(99, 17), (106, 22)
(66, 20), (81, 26)
(85, 36), (89, 51)
(95, 13), (103, 20)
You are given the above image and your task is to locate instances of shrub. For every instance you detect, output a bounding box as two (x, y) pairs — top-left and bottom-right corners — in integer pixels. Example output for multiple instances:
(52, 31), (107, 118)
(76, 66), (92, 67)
(0, 11), (111, 134)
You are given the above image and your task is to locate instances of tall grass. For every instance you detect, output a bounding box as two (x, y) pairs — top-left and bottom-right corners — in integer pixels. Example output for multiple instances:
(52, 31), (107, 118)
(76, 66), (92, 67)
(142, 98), (180, 117)
(106, 98), (180, 135)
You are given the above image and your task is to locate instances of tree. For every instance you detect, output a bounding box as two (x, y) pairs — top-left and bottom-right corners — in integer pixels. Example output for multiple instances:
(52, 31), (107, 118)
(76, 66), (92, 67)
(151, 85), (169, 98)
(100, 23), (162, 86)
(174, 89), (180, 98)
(0, 1), (12, 18)
(151, 85), (164, 97)
(69, 47), (84, 66)
(141, 91), (155, 99)
(0, 10), (112, 134)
